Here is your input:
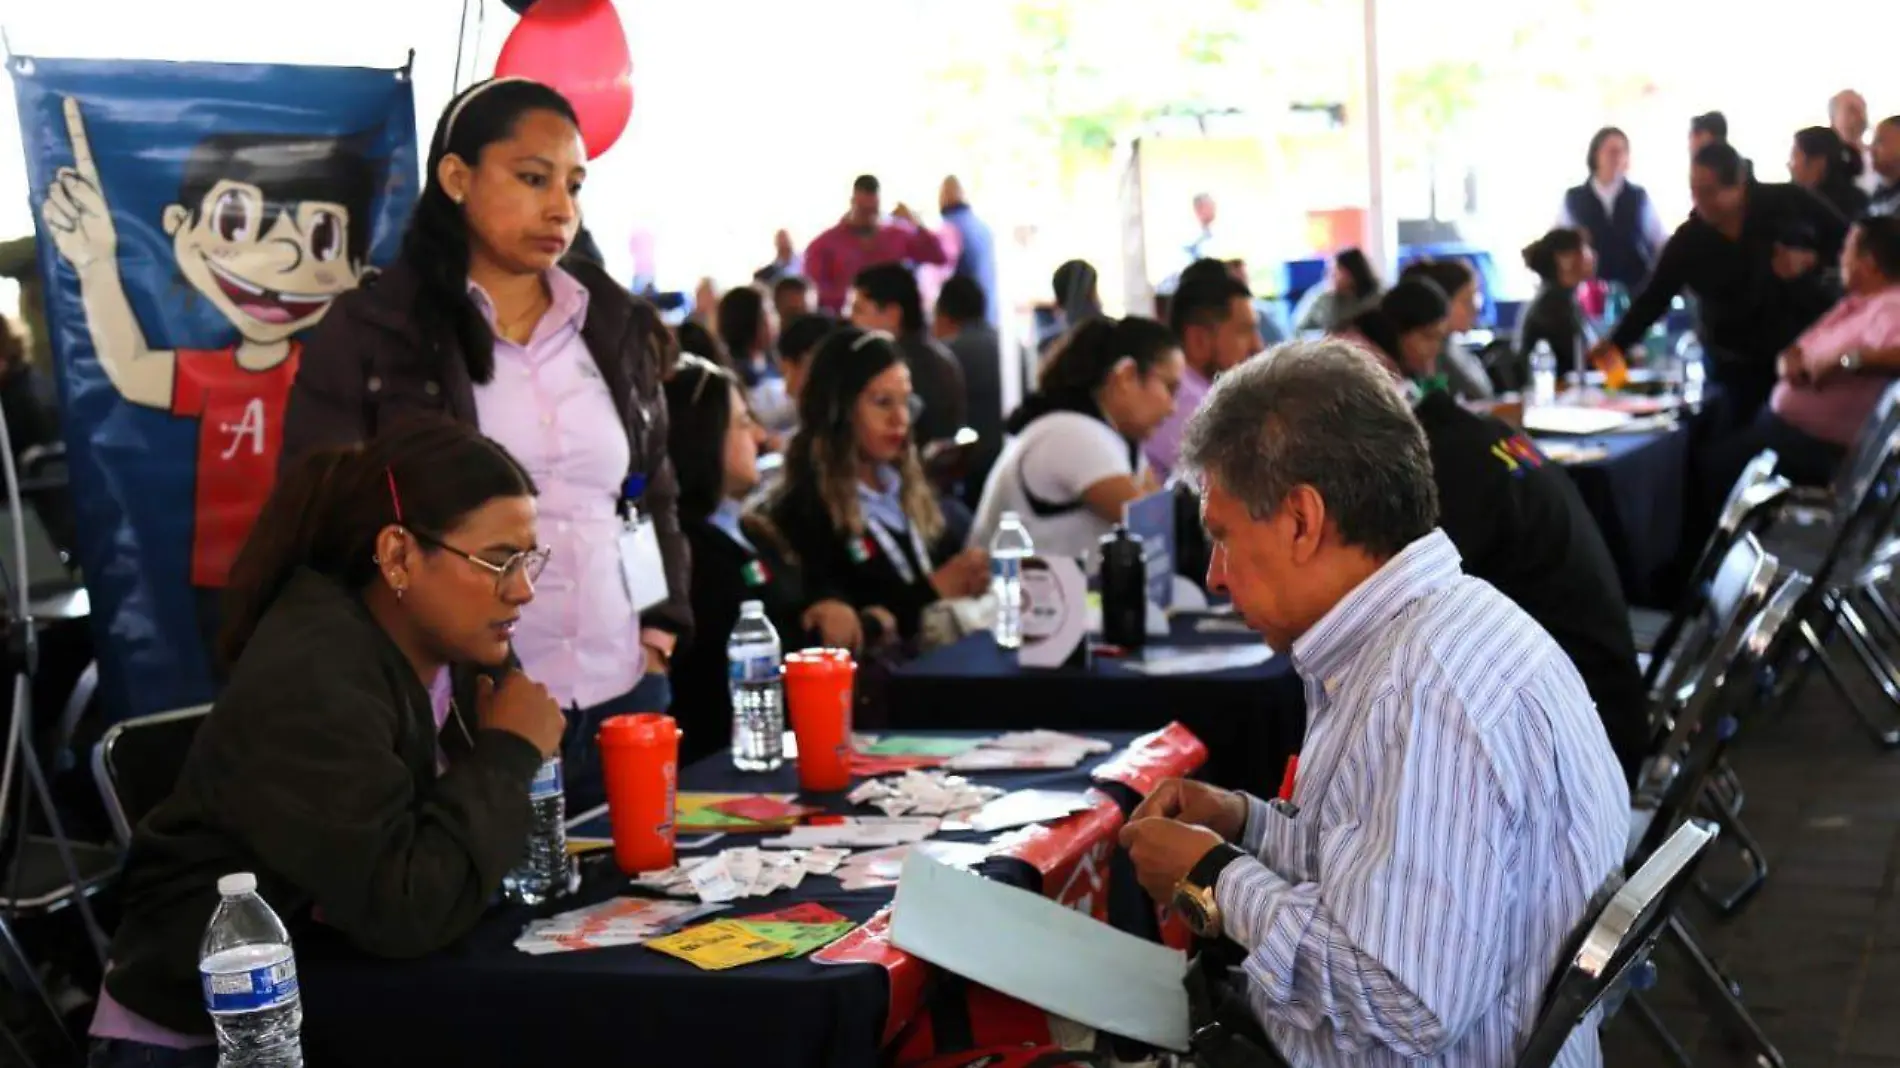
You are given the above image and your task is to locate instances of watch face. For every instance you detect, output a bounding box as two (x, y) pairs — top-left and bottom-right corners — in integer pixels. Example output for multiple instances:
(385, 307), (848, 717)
(1173, 885), (1218, 938)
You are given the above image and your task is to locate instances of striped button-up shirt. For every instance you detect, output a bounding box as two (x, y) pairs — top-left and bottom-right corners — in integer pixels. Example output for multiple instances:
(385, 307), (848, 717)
(1215, 530), (1628, 1067)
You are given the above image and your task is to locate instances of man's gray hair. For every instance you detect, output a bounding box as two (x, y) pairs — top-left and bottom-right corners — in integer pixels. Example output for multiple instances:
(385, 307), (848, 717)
(1180, 339), (1439, 558)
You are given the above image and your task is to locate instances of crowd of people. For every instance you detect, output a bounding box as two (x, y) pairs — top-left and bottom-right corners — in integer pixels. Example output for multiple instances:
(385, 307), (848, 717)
(57, 66), (1900, 1068)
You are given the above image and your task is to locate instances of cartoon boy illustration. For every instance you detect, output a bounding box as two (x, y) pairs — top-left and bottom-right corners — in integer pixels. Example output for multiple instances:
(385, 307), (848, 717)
(41, 97), (375, 644)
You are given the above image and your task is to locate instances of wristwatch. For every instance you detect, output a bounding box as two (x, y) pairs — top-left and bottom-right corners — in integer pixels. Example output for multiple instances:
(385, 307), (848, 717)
(1840, 350), (1863, 373)
(1172, 843), (1248, 939)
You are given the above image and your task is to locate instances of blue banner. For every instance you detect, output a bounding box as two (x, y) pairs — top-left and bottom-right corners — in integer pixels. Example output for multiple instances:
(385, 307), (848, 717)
(11, 57), (418, 720)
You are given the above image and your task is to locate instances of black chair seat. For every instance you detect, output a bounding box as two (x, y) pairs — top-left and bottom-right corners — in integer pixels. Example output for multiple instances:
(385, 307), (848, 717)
(0, 835), (118, 913)
(1629, 607), (1670, 655)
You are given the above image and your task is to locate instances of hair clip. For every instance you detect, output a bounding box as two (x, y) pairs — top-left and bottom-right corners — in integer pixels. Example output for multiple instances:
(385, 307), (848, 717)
(385, 467), (405, 524)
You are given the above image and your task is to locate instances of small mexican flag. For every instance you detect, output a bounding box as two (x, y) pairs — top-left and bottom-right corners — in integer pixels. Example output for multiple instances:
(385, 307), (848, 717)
(741, 559), (772, 587)
(847, 536), (876, 564)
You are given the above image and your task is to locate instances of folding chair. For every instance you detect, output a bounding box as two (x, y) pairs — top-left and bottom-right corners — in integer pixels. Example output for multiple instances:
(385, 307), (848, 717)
(91, 704), (211, 848)
(1634, 558), (1806, 917)
(1630, 533), (1780, 896)
(1763, 419), (1900, 748)
(1513, 820), (1717, 1068)
(0, 404), (111, 1063)
(1619, 568), (1805, 1068)
(1638, 448), (1788, 694)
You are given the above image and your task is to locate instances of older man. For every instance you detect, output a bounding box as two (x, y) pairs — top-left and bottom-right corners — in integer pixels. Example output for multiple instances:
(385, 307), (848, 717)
(1120, 341), (1628, 1067)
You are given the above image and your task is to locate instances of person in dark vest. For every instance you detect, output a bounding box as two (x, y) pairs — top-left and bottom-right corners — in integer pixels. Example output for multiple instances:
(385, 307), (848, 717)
(1557, 126), (1667, 292)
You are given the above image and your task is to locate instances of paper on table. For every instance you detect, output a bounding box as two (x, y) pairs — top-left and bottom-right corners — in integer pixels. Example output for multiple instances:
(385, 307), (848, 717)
(890, 851), (1191, 1052)
(965, 789), (1096, 833)
(858, 735), (984, 757)
(1119, 644), (1273, 677)
(760, 817), (941, 848)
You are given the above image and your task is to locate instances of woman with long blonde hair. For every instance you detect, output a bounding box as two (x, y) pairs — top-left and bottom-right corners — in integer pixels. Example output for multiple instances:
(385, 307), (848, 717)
(763, 326), (988, 645)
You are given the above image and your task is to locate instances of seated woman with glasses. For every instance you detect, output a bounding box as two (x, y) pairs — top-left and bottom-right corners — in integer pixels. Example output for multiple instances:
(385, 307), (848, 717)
(968, 316), (1183, 561)
(663, 354), (864, 761)
(763, 327), (990, 647)
(88, 418), (564, 1066)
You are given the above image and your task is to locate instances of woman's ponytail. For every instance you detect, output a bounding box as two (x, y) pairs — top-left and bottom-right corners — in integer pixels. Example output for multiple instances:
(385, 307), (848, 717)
(216, 417), (537, 671)
(217, 445), (378, 669)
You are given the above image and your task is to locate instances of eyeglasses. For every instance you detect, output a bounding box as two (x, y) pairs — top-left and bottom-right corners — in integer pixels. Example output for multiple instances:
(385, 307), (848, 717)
(408, 527), (551, 594)
(385, 466), (549, 595)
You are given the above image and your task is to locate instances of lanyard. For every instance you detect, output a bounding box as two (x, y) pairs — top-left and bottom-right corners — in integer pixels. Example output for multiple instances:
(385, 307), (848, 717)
(864, 514), (931, 587)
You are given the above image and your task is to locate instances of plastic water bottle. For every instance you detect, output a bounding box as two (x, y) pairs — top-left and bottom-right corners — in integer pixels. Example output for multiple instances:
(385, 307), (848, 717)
(991, 511), (1035, 650)
(1683, 356), (1706, 408)
(729, 600), (784, 771)
(503, 758), (569, 905)
(1529, 340), (1558, 408)
(199, 873), (302, 1068)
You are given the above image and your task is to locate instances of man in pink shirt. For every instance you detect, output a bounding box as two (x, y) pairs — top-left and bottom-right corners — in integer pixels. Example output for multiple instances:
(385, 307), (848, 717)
(1706, 215), (1900, 493)
(803, 174), (949, 313)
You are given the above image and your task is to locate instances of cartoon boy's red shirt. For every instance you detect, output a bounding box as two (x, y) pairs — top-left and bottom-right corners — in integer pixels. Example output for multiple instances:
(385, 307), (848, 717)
(170, 343), (301, 588)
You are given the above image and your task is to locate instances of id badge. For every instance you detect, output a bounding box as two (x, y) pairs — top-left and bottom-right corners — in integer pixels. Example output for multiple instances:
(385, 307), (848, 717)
(618, 511), (667, 612)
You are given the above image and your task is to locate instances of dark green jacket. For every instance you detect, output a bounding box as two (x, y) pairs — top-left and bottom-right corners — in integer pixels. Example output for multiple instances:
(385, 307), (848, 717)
(104, 569), (543, 1034)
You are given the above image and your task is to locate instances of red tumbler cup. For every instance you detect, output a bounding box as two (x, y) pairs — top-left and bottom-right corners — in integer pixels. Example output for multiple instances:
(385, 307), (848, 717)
(784, 649), (856, 792)
(597, 713), (680, 874)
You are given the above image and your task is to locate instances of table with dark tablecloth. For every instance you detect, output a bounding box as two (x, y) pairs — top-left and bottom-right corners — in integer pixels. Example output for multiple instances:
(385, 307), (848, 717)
(296, 727), (1203, 1068)
(886, 613), (1304, 794)
(1540, 427), (1689, 608)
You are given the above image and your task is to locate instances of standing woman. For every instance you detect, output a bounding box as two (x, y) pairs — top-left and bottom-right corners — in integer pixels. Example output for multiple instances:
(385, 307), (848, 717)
(663, 355), (862, 762)
(764, 327), (989, 647)
(1558, 126), (1667, 295)
(282, 78), (689, 810)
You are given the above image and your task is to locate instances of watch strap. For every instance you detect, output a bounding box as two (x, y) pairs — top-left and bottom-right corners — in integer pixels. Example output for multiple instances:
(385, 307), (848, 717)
(1187, 842), (1249, 892)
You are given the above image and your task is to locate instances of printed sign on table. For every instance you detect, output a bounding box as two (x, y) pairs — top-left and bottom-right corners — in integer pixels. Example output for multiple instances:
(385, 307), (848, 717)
(11, 56), (418, 719)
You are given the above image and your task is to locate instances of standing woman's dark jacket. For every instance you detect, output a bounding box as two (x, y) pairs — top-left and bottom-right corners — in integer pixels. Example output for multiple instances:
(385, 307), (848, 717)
(102, 569), (541, 1035)
(280, 259), (692, 638)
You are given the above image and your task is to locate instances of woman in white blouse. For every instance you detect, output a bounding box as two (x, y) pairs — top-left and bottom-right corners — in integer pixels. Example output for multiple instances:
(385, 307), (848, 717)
(969, 316), (1184, 559)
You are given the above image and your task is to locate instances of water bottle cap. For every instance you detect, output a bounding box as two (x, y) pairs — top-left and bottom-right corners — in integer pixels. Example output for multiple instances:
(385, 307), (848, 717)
(218, 872), (257, 897)
(739, 599), (766, 617)
(1000, 510), (1021, 524)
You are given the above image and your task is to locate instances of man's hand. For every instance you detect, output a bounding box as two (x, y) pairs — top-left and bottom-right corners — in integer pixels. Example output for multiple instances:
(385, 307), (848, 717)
(891, 202), (918, 226)
(1778, 346), (1813, 386)
(1119, 817), (1226, 904)
(1130, 778), (1248, 842)
(1585, 339), (1624, 376)
(801, 598), (862, 651)
(1772, 245), (1819, 280)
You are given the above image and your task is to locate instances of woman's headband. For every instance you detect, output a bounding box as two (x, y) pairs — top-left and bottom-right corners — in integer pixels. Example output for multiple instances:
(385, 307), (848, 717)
(442, 76), (537, 147)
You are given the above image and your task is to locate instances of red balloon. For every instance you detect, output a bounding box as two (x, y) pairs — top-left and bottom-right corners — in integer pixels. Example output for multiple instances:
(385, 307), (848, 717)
(495, 0), (633, 159)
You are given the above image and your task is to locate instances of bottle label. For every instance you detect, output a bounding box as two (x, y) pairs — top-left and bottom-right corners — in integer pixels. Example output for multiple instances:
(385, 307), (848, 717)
(529, 758), (564, 800)
(728, 655), (779, 685)
(201, 957), (299, 1013)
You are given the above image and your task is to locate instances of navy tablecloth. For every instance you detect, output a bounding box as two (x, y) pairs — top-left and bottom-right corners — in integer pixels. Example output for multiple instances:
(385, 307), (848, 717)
(1541, 427), (1689, 609)
(886, 615), (1304, 795)
(296, 731), (1157, 1068)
